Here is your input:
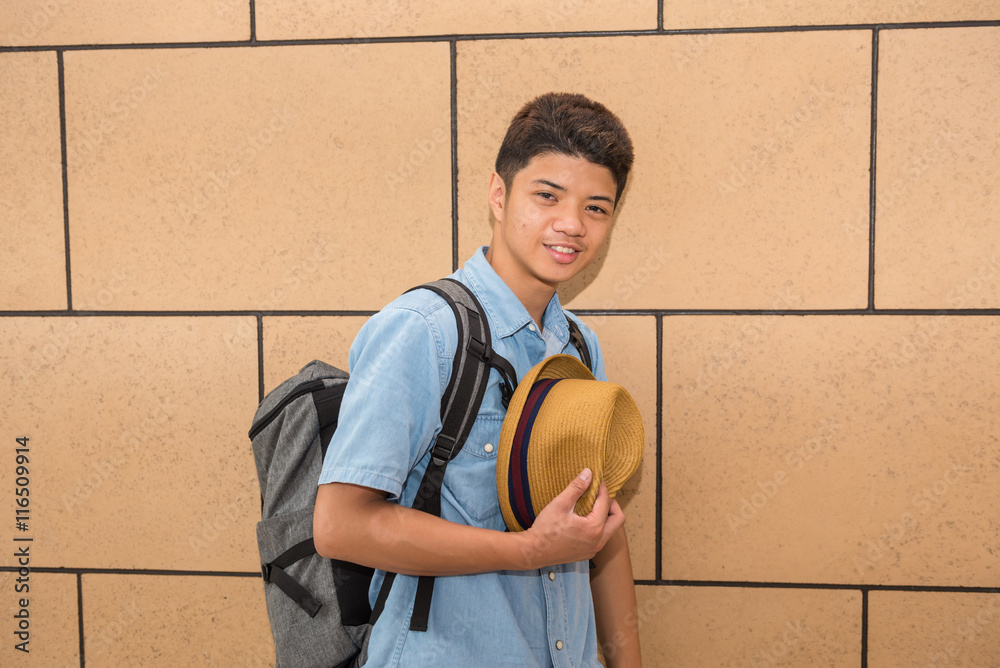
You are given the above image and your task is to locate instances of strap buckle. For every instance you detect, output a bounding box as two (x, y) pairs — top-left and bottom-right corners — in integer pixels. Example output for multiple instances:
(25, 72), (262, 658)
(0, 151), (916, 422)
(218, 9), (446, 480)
(431, 433), (457, 466)
(468, 336), (487, 360)
(468, 337), (516, 407)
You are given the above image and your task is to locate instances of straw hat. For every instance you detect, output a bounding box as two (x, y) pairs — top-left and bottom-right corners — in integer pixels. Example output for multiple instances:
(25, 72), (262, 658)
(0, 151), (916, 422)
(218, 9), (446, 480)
(497, 354), (644, 533)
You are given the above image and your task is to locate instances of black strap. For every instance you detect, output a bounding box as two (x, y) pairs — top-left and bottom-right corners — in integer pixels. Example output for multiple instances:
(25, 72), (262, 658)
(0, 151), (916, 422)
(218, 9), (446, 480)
(370, 571), (397, 625)
(401, 279), (510, 632)
(313, 383), (347, 459)
(413, 279), (506, 462)
(407, 458), (447, 632)
(409, 574), (436, 632)
(475, 340), (518, 408)
(271, 537), (317, 568)
(262, 538), (323, 618)
(567, 318), (593, 372)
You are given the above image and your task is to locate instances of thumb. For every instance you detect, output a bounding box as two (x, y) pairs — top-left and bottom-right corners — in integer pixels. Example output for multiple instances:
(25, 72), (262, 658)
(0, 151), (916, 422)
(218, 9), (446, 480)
(556, 468), (593, 507)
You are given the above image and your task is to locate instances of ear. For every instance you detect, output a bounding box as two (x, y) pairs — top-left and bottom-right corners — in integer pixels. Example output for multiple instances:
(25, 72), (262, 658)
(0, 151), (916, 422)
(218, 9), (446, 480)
(488, 172), (506, 223)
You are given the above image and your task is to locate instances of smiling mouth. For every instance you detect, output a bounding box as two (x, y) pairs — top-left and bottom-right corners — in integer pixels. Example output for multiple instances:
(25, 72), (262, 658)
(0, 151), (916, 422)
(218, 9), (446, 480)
(545, 244), (578, 255)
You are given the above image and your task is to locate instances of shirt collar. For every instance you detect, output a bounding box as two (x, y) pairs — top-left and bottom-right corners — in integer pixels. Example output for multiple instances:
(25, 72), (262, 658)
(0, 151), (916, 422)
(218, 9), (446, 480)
(461, 246), (570, 343)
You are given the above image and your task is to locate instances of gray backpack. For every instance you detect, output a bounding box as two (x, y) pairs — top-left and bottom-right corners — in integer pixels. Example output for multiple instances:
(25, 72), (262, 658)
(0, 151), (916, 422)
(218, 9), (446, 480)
(249, 278), (592, 668)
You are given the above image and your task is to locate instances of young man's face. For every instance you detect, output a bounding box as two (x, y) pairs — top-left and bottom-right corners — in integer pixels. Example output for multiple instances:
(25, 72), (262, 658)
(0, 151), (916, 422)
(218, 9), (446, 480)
(487, 152), (617, 297)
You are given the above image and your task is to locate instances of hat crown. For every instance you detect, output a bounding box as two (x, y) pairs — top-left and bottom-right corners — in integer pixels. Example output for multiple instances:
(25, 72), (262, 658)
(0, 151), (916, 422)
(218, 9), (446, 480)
(497, 355), (644, 532)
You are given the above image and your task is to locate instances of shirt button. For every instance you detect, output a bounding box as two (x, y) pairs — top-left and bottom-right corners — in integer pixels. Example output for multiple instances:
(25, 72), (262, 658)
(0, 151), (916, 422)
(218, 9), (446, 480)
(556, 640), (564, 651)
(484, 443), (494, 453)
(528, 323), (536, 332)
(548, 571), (555, 581)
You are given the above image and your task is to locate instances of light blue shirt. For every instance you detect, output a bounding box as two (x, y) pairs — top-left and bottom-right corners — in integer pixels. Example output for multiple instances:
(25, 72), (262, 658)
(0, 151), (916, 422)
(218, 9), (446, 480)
(319, 247), (607, 667)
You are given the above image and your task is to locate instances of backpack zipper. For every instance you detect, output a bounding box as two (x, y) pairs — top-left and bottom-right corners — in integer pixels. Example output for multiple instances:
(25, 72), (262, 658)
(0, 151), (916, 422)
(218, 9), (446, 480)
(248, 379), (328, 440)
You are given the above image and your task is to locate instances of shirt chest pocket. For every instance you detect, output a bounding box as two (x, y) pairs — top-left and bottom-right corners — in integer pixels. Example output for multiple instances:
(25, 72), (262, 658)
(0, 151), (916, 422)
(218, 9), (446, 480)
(441, 410), (506, 528)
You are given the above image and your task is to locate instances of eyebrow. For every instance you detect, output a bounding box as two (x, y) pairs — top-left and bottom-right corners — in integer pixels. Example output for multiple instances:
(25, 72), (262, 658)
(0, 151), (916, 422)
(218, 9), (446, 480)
(531, 179), (614, 204)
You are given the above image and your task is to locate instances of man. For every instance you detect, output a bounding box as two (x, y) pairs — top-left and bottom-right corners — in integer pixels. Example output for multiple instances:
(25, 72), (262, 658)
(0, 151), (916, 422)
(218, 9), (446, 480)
(314, 92), (640, 666)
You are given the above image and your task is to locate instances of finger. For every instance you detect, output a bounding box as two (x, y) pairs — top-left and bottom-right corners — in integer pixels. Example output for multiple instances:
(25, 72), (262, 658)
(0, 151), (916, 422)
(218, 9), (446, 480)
(608, 498), (624, 521)
(604, 499), (626, 536)
(562, 468), (593, 503)
(535, 469), (593, 521)
(587, 480), (611, 521)
(544, 468), (593, 515)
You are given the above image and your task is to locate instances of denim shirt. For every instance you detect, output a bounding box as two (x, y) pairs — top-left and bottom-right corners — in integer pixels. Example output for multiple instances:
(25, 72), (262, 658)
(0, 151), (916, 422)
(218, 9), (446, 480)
(318, 247), (607, 667)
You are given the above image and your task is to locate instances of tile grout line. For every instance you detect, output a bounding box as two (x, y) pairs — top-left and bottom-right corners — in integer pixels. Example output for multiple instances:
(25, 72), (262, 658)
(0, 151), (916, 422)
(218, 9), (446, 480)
(77, 572), (85, 668)
(249, 0), (256, 43)
(861, 588), (869, 668)
(4, 565), (996, 592)
(0, 566), (261, 577)
(256, 314), (265, 403)
(3, 308), (1000, 318)
(654, 314), (664, 583)
(1, 20), (999, 53)
(868, 28), (880, 312)
(450, 39), (459, 272)
(58, 50), (72, 311)
(631, 580), (1000, 594)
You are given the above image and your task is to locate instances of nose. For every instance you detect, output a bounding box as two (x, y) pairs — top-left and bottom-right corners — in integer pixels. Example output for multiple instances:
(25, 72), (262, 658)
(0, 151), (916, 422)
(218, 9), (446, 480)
(551, 206), (585, 236)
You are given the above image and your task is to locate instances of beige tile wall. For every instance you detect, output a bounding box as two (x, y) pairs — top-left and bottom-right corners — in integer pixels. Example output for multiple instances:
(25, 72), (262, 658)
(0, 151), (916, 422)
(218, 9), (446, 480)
(0, 52), (64, 311)
(2, 2), (997, 666)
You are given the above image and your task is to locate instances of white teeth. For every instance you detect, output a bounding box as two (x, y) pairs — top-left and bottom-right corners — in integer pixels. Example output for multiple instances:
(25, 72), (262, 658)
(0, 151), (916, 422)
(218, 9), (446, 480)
(549, 245), (576, 254)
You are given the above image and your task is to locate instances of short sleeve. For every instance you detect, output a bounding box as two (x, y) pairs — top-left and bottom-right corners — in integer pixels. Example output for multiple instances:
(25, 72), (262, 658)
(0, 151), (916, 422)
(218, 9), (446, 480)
(317, 304), (448, 501)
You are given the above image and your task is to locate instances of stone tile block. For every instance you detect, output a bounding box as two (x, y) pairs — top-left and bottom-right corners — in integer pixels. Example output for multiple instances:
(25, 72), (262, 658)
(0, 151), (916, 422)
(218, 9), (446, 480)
(458, 32), (872, 309)
(0, 0), (248, 46)
(868, 591), (1000, 667)
(0, 316), (260, 571)
(81, 574), (273, 667)
(876, 27), (1000, 308)
(1, 572), (79, 666)
(580, 314), (658, 580)
(662, 0), (999, 30)
(255, 0), (655, 40)
(64, 43), (452, 311)
(262, 315), (368, 391)
(662, 315), (1000, 586)
(0, 52), (65, 311)
(630, 585), (861, 667)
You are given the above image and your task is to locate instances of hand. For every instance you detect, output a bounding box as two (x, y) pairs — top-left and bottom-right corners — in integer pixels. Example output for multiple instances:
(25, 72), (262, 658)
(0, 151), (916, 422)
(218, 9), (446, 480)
(519, 468), (626, 570)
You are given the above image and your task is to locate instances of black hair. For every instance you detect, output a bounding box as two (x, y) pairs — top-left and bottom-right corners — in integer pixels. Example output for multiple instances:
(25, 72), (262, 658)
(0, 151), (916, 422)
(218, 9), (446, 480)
(494, 92), (634, 206)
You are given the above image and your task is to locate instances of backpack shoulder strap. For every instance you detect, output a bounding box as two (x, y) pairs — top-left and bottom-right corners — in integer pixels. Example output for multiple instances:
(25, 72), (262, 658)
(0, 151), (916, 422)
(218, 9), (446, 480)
(411, 278), (517, 461)
(566, 316), (594, 372)
(396, 278), (516, 632)
(391, 282), (592, 631)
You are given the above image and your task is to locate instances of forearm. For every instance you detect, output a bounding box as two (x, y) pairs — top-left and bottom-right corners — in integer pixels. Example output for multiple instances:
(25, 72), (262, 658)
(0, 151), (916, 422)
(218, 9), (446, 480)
(314, 470), (624, 579)
(314, 482), (532, 576)
(591, 526), (641, 667)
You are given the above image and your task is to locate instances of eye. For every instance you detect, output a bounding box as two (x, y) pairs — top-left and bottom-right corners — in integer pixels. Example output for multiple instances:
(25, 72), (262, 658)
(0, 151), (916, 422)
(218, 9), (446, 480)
(536, 191), (557, 201)
(587, 204), (609, 216)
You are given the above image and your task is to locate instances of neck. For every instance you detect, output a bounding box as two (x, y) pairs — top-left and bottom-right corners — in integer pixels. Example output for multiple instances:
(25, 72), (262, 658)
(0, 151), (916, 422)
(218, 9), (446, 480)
(504, 274), (555, 331)
(524, 292), (551, 331)
(485, 246), (555, 331)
